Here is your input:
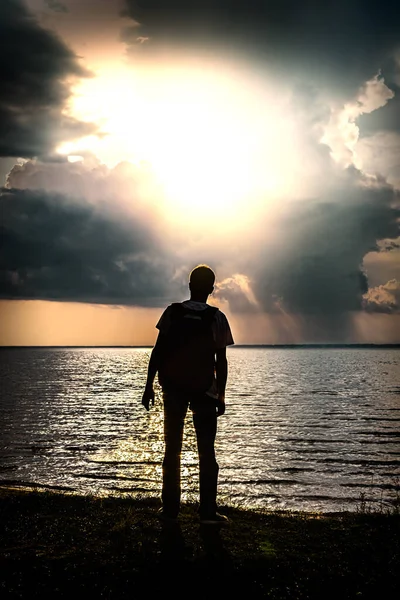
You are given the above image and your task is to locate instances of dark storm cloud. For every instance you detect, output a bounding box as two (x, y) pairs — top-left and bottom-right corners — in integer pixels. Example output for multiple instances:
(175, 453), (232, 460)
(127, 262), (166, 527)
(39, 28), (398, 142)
(0, 186), (174, 305)
(251, 170), (400, 316)
(0, 0), (94, 158)
(125, 1), (400, 94)
(1, 162), (398, 316)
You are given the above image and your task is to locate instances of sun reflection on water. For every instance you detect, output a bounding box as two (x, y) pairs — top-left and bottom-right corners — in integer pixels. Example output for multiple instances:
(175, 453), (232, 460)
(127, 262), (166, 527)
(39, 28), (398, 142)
(0, 347), (399, 512)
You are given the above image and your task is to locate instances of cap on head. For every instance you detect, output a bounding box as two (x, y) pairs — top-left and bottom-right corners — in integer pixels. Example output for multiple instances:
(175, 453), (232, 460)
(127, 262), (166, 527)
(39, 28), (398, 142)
(189, 264), (215, 295)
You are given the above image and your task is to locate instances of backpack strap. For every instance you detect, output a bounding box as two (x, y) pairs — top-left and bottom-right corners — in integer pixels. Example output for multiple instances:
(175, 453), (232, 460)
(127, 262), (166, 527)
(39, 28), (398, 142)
(202, 306), (219, 325)
(169, 303), (185, 321)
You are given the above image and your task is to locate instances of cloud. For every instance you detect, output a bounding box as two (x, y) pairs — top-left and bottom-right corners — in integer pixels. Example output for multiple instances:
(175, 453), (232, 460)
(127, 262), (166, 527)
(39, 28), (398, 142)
(377, 238), (400, 252)
(1, 148), (399, 326)
(321, 74), (395, 168)
(318, 73), (400, 193)
(44, 0), (69, 13)
(0, 157), (183, 305)
(357, 54), (400, 137)
(363, 279), (400, 313)
(247, 170), (400, 318)
(222, 72), (400, 329)
(1, 44), (399, 334)
(5, 156), (160, 223)
(363, 243), (400, 289)
(0, 0), (95, 158)
(214, 273), (260, 312)
(124, 1), (400, 95)
(357, 73), (396, 114)
(356, 131), (400, 190)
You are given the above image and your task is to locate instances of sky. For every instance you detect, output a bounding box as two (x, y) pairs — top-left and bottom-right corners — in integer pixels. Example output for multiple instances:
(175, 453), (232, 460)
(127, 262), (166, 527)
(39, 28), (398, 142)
(0, 0), (399, 345)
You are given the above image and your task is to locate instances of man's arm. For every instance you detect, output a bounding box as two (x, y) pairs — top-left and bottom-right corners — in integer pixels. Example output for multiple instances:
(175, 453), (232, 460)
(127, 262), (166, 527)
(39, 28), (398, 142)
(215, 347), (228, 416)
(141, 332), (167, 410)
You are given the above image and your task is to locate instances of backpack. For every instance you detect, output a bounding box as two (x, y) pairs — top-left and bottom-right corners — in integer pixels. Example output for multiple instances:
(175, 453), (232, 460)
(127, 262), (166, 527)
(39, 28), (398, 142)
(158, 303), (218, 393)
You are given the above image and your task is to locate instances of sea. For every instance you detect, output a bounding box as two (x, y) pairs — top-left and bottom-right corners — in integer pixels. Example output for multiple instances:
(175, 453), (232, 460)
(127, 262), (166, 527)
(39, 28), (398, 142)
(0, 347), (399, 513)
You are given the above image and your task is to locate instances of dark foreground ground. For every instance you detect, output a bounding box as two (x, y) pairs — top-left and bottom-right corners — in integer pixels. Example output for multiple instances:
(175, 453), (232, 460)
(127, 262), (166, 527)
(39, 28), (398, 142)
(0, 488), (399, 599)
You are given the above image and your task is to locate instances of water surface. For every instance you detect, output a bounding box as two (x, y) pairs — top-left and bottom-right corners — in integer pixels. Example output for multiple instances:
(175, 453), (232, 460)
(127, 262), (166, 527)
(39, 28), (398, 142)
(0, 347), (399, 512)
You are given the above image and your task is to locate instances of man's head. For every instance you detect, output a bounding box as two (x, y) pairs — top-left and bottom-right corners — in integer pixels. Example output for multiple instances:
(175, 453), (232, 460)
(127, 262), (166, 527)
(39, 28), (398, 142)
(189, 264), (215, 297)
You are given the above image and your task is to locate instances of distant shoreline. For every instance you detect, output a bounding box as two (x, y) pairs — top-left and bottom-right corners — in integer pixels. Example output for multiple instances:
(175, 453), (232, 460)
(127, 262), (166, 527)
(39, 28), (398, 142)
(1, 344), (399, 349)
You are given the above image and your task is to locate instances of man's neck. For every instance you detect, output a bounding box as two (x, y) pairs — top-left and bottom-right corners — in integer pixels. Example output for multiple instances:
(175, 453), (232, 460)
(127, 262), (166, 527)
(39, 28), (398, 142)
(189, 294), (209, 303)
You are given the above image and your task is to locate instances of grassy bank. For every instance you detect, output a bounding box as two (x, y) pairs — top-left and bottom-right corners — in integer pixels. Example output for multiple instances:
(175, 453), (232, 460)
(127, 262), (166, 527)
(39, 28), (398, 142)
(0, 488), (399, 599)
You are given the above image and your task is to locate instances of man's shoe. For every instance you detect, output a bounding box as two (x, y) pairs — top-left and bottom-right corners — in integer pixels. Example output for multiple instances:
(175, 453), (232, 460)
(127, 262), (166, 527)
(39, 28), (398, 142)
(200, 512), (229, 526)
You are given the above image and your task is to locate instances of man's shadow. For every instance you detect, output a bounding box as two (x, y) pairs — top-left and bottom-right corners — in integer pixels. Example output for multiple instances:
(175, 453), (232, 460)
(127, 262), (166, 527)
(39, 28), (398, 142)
(199, 524), (232, 564)
(159, 521), (232, 565)
(159, 521), (188, 563)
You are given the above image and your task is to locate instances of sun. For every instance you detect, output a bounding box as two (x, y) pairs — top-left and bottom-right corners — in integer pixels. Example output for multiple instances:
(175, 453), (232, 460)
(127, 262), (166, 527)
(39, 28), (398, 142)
(61, 58), (298, 227)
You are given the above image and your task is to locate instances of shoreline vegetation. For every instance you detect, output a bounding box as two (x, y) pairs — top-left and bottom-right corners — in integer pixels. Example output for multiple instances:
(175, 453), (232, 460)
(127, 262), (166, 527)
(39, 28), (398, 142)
(1, 488), (399, 599)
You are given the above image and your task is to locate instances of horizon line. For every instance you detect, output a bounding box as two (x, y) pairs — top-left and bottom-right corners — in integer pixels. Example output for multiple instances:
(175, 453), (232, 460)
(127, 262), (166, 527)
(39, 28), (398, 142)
(1, 343), (399, 349)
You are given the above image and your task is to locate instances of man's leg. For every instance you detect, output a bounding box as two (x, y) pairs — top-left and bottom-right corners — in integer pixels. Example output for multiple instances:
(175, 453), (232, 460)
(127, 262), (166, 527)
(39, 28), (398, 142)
(191, 395), (219, 518)
(162, 392), (188, 518)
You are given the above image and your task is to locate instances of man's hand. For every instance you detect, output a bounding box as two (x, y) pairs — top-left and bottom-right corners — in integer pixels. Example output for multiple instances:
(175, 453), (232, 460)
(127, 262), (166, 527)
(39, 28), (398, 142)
(216, 393), (225, 417)
(142, 384), (155, 411)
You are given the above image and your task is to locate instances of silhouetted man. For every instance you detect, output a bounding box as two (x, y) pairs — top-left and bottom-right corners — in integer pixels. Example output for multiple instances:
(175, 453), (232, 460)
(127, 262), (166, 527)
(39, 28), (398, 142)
(141, 265), (234, 524)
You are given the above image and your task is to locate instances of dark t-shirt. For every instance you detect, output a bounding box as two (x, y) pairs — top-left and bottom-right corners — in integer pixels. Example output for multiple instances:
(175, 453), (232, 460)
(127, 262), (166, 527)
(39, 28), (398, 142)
(156, 300), (234, 397)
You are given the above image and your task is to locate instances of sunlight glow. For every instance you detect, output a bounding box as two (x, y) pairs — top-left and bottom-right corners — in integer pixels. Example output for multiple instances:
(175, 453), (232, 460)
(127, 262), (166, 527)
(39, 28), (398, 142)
(62, 59), (300, 224)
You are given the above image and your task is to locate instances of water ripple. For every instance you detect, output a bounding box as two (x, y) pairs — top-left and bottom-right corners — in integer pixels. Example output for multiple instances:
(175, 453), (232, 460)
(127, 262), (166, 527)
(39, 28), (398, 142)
(0, 347), (399, 512)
